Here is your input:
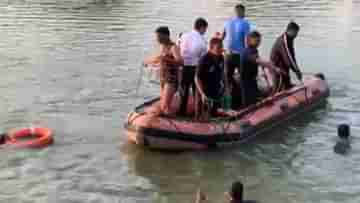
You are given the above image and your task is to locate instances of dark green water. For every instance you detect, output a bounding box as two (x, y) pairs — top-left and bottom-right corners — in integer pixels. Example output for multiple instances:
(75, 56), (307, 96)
(1, 0), (360, 202)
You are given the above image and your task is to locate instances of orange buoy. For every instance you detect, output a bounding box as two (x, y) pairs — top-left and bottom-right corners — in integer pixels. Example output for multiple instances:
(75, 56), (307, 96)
(4, 127), (54, 148)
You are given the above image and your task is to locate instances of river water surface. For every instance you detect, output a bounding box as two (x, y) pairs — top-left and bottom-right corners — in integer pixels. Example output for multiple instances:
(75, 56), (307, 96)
(1, 0), (360, 202)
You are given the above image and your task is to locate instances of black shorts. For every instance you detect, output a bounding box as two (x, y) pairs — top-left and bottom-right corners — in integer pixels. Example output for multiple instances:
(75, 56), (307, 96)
(242, 80), (260, 107)
(160, 66), (178, 89)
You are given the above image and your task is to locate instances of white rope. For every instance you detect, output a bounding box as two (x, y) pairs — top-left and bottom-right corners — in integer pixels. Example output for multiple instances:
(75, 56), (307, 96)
(135, 63), (145, 97)
(283, 34), (300, 73)
(283, 34), (303, 84)
(30, 126), (35, 135)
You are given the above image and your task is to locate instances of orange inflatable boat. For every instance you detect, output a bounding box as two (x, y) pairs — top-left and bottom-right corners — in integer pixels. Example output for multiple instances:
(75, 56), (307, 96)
(1, 127), (54, 149)
(124, 74), (330, 150)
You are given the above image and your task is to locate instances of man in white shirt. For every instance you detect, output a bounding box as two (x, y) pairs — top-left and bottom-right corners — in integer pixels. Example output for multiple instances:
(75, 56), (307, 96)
(179, 17), (208, 116)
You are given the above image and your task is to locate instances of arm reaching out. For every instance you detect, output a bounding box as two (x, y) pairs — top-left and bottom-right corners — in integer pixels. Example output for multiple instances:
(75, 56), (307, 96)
(195, 59), (208, 102)
(221, 29), (226, 41)
(256, 57), (286, 75)
(170, 45), (184, 66)
(143, 55), (161, 66)
(195, 73), (207, 102)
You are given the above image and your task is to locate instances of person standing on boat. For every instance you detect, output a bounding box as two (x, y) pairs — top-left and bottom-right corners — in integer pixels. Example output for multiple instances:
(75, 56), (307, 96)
(240, 31), (283, 107)
(270, 21), (302, 90)
(195, 38), (225, 120)
(144, 26), (183, 115)
(179, 18), (208, 116)
(221, 4), (251, 109)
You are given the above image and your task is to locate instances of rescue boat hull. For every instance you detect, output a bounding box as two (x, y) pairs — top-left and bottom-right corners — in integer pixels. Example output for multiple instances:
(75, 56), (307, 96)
(124, 74), (329, 150)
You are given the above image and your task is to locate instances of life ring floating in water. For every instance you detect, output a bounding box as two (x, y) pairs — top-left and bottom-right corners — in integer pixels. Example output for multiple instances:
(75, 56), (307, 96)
(3, 127), (54, 148)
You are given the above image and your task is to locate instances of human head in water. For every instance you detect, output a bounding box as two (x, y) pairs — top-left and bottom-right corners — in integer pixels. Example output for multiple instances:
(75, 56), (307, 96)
(235, 4), (245, 18)
(225, 181), (244, 203)
(0, 133), (7, 145)
(334, 124), (351, 155)
(155, 26), (171, 45)
(286, 21), (300, 39)
(194, 17), (208, 35)
(247, 31), (262, 48)
(338, 124), (350, 139)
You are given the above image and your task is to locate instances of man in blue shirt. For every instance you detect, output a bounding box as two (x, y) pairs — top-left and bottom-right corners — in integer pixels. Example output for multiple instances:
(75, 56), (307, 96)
(222, 4), (250, 109)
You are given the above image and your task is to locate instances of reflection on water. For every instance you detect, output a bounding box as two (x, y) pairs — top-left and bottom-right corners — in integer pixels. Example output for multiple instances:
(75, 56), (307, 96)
(1, 0), (360, 203)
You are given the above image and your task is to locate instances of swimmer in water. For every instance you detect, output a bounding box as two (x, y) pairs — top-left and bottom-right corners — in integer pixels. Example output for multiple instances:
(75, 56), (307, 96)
(195, 181), (257, 203)
(0, 133), (7, 145)
(334, 124), (351, 155)
(144, 26), (183, 116)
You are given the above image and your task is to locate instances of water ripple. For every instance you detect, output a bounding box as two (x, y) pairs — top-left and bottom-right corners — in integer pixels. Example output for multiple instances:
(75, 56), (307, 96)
(1, 0), (360, 203)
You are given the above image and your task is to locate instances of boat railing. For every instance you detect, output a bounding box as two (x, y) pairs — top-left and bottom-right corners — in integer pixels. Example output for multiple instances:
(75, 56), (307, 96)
(230, 85), (309, 120)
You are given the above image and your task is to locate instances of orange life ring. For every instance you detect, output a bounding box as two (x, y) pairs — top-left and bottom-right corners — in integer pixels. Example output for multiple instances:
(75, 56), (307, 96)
(5, 127), (54, 148)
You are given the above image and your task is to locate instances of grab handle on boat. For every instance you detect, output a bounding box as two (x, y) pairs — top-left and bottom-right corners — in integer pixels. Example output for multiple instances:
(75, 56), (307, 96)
(280, 102), (289, 112)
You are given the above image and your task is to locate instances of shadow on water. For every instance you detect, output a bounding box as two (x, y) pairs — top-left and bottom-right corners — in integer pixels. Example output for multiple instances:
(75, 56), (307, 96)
(122, 144), (258, 202)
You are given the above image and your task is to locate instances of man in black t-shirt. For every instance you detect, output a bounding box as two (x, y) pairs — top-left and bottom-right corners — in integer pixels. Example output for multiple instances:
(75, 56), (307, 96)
(195, 38), (225, 120)
(238, 31), (283, 108)
(240, 32), (261, 107)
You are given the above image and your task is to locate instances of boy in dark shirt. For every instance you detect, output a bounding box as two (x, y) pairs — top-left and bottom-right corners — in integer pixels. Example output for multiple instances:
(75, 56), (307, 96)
(239, 31), (283, 108)
(195, 38), (225, 120)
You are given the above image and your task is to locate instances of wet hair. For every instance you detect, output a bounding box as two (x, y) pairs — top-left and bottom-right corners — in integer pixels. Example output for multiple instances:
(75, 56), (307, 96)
(338, 124), (350, 139)
(155, 26), (170, 36)
(235, 4), (245, 12)
(230, 181), (244, 201)
(248, 30), (262, 39)
(194, 18), (208, 30)
(235, 4), (245, 17)
(287, 21), (300, 31)
(209, 37), (223, 48)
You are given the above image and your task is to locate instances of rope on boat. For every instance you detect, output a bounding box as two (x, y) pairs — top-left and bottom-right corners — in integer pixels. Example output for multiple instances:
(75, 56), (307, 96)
(166, 117), (182, 134)
(283, 34), (301, 74)
(135, 63), (145, 97)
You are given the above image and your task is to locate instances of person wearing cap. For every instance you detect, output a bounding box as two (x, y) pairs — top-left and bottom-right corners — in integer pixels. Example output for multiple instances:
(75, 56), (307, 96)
(144, 26), (183, 115)
(270, 21), (302, 90)
(179, 18), (208, 116)
(195, 181), (257, 203)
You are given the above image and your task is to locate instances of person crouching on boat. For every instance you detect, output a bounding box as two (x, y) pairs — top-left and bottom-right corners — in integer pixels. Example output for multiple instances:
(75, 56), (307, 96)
(270, 21), (302, 91)
(239, 31), (283, 108)
(195, 38), (225, 120)
(179, 18), (208, 116)
(144, 26), (183, 116)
